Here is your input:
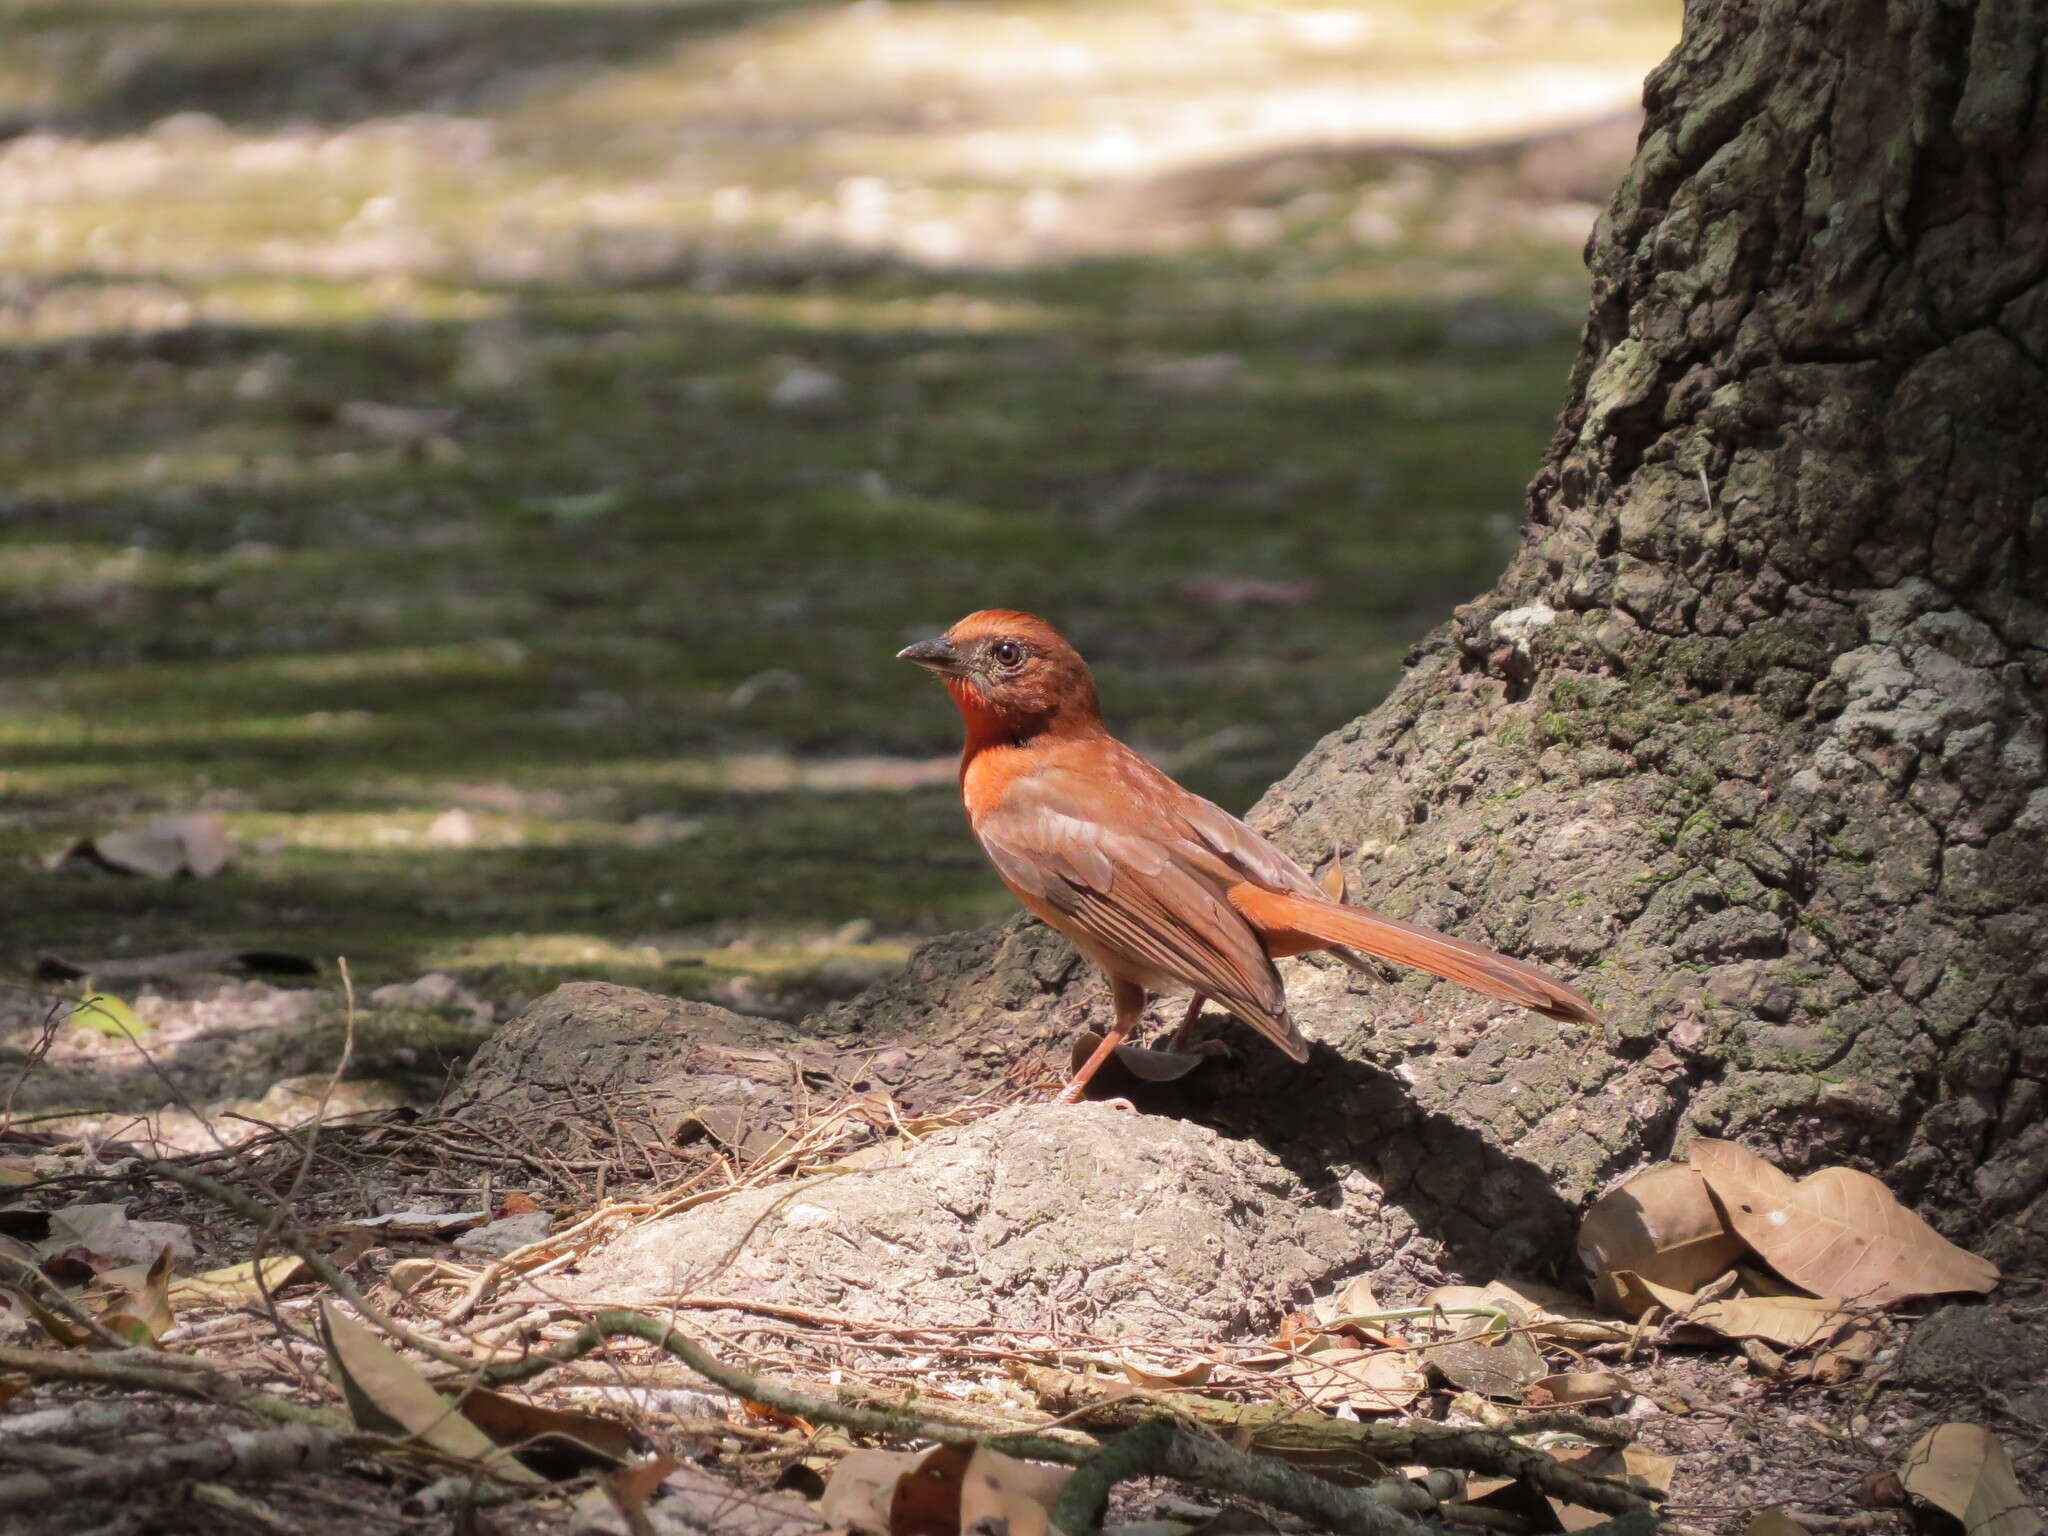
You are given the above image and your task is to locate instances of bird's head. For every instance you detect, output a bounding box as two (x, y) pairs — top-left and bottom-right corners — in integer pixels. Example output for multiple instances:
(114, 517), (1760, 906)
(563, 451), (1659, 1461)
(897, 610), (1099, 741)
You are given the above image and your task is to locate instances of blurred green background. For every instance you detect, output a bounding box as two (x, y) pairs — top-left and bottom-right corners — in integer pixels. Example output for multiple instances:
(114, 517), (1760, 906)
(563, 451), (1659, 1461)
(1, 0), (1675, 1024)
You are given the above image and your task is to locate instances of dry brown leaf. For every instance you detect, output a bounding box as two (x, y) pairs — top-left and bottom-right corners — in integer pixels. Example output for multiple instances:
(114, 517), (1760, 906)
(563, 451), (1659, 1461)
(1611, 1271), (1852, 1351)
(1287, 1346), (1425, 1413)
(603, 1453), (679, 1518)
(450, 1384), (636, 1473)
(1579, 1164), (1746, 1312)
(320, 1303), (540, 1482)
(53, 811), (231, 878)
(98, 1241), (176, 1346)
(388, 1257), (472, 1295)
(1802, 1324), (1881, 1384)
(819, 1449), (915, 1534)
(1899, 1424), (2043, 1536)
(1523, 1371), (1629, 1407)
(1315, 1273), (1383, 1326)
(1689, 1139), (1999, 1305)
(1118, 1353), (1214, 1388)
(959, 1445), (1073, 1536)
(168, 1253), (315, 1305)
(888, 1443), (971, 1536)
(1548, 1445), (1676, 1531)
(1427, 1280), (1627, 1343)
(42, 1203), (193, 1267)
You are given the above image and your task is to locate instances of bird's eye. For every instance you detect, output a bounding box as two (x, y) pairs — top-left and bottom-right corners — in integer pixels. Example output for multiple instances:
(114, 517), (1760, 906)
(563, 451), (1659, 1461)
(991, 641), (1025, 669)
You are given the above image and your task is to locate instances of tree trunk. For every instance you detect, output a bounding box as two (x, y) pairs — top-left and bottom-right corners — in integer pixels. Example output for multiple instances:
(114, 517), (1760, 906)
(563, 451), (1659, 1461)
(823, 0), (2048, 1274)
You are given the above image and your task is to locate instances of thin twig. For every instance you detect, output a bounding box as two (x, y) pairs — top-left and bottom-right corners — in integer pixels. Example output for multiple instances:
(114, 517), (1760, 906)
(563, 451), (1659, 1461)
(140, 1158), (475, 1372)
(1053, 1418), (1435, 1536)
(0, 1343), (345, 1428)
(0, 1425), (348, 1513)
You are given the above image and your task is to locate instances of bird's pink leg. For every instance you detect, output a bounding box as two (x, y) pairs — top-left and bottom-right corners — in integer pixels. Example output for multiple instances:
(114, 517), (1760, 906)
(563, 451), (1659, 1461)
(1057, 979), (1144, 1104)
(1165, 994), (1232, 1056)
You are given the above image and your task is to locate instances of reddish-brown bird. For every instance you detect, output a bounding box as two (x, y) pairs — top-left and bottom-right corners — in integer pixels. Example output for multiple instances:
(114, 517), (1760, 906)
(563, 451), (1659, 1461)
(900, 610), (1601, 1102)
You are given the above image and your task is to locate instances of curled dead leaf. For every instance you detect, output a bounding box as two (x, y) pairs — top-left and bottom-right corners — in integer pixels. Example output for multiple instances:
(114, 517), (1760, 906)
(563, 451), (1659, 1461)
(890, 1443), (972, 1536)
(819, 1449), (915, 1534)
(1579, 1164), (1746, 1313)
(1899, 1424), (2042, 1536)
(96, 1241), (176, 1346)
(959, 1445), (1072, 1536)
(448, 1384), (637, 1477)
(1118, 1353), (1214, 1389)
(169, 1253), (316, 1305)
(1689, 1140), (1999, 1306)
(1611, 1271), (1853, 1351)
(320, 1303), (540, 1483)
(1547, 1445), (1675, 1531)
(1287, 1345), (1425, 1414)
(1428, 1279), (1628, 1343)
(51, 811), (230, 879)
(1313, 1273), (1384, 1327)
(1523, 1371), (1630, 1407)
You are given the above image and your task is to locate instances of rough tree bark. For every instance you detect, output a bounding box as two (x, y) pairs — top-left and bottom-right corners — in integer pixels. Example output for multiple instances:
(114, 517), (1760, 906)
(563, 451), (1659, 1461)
(817, 0), (2048, 1273)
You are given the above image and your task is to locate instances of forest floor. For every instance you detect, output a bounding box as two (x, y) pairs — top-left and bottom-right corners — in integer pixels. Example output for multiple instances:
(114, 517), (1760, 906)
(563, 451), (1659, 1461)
(16, 7), (2034, 1536)
(2, 0), (1665, 1126)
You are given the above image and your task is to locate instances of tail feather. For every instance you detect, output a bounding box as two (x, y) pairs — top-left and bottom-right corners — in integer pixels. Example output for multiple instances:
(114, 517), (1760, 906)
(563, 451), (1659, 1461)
(1228, 884), (1602, 1024)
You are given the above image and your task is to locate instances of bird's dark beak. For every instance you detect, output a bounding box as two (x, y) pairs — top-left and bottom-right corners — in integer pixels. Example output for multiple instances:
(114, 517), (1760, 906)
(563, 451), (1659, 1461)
(897, 635), (965, 675)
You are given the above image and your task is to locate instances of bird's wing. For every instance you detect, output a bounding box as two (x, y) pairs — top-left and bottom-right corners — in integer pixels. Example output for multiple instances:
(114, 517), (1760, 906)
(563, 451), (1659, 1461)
(973, 766), (1307, 1061)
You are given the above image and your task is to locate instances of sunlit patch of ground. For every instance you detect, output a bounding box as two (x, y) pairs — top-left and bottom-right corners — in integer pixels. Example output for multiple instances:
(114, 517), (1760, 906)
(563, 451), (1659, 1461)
(0, 0), (1677, 1108)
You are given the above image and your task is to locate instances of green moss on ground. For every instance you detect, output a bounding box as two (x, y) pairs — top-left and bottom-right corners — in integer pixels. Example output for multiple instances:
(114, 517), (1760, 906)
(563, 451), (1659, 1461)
(0, 0), (1674, 1015)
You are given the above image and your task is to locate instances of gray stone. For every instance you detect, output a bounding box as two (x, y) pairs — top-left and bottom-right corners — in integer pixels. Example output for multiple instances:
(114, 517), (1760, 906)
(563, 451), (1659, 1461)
(555, 1104), (1362, 1339)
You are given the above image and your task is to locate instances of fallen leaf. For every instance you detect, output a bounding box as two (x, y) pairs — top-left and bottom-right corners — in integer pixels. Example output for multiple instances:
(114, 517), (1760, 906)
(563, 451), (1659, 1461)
(43, 1204), (193, 1265)
(14, 1287), (99, 1347)
(1287, 1345), (1425, 1413)
(169, 1253), (315, 1305)
(71, 993), (150, 1040)
(1523, 1371), (1630, 1407)
(1899, 1424), (2042, 1536)
(1314, 1273), (1383, 1327)
(1689, 1140), (1999, 1306)
(343, 1209), (490, 1237)
(320, 1304), (539, 1482)
(36, 949), (316, 982)
(1425, 1328), (1548, 1399)
(1547, 1445), (1676, 1530)
(959, 1445), (1073, 1536)
(890, 1442), (971, 1536)
(1428, 1279), (1628, 1343)
(1743, 1510), (1813, 1536)
(51, 812), (230, 878)
(820, 1449), (919, 1534)
(602, 1453), (678, 1521)
(1065, 1031), (1210, 1085)
(1802, 1324), (1881, 1384)
(1118, 1353), (1215, 1388)
(96, 1241), (176, 1346)
(1579, 1164), (1746, 1312)
(1611, 1271), (1852, 1351)
(448, 1384), (636, 1477)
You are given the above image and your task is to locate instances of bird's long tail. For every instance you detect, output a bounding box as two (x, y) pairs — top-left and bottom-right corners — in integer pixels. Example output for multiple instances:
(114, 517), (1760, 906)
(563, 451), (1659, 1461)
(1226, 884), (1602, 1024)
